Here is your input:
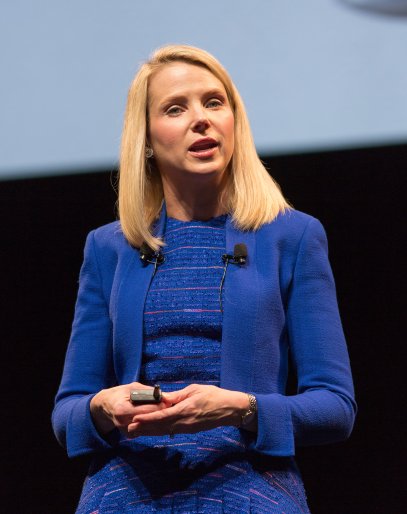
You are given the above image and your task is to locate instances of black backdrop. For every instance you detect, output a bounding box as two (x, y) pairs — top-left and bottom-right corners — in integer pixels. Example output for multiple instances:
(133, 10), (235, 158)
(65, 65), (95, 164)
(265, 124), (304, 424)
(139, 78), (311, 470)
(1, 143), (406, 513)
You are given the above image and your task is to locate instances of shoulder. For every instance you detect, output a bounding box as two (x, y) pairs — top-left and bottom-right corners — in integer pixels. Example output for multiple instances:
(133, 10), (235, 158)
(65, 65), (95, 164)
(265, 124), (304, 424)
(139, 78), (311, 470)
(86, 221), (130, 252)
(90, 220), (124, 242)
(257, 209), (326, 246)
(82, 221), (135, 270)
(252, 210), (331, 291)
(250, 210), (329, 273)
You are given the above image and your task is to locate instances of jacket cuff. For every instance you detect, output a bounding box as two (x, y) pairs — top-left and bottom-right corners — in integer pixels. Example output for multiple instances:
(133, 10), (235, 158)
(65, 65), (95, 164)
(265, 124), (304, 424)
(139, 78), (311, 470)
(65, 395), (120, 457)
(249, 393), (295, 456)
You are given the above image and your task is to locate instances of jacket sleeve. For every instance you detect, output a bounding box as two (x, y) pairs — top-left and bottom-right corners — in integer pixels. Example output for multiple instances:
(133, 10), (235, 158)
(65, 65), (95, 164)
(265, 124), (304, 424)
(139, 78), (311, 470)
(52, 230), (119, 457)
(252, 217), (357, 456)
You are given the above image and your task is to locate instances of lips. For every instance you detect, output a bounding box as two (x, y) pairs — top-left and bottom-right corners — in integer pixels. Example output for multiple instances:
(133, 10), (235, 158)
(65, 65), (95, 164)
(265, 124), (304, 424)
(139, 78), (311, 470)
(188, 138), (219, 152)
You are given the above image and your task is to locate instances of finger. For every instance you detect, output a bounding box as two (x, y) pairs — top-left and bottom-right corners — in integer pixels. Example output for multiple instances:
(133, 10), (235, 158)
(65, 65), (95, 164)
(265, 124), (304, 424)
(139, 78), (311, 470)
(126, 423), (142, 439)
(160, 393), (176, 407)
(127, 419), (173, 436)
(129, 402), (167, 416)
(162, 388), (190, 404)
(127, 421), (140, 432)
(132, 404), (178, 424)
(117, 423), (139, 439)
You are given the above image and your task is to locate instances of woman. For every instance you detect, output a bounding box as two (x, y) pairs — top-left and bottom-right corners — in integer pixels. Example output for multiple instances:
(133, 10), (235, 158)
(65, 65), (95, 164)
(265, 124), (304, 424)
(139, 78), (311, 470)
(52, 45), (356, 513)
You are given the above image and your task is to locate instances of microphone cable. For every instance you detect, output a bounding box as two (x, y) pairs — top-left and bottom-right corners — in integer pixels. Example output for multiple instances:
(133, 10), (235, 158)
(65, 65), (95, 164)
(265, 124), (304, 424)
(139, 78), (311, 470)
(219, 243), (248, 312)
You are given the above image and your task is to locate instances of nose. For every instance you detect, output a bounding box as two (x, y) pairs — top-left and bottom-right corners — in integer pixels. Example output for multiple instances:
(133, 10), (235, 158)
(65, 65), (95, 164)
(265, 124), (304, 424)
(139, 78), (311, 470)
(192, 118), (210, 132)
(191, 108), (210, 133)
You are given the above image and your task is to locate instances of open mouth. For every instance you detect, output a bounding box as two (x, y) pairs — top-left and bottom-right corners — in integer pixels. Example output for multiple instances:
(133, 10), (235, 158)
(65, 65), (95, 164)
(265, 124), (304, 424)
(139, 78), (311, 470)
(188, 138), (219, 152)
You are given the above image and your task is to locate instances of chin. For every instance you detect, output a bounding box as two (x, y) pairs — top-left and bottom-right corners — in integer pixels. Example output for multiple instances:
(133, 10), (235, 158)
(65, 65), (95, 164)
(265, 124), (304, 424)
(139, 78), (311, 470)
(187, 167), (225, 178)
(187, 160), (228, 176)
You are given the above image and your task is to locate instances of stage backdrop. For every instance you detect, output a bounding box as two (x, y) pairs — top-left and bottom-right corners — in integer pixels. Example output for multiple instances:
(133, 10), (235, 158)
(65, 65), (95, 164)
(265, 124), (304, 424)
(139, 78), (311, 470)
(1, 0), (407, 179)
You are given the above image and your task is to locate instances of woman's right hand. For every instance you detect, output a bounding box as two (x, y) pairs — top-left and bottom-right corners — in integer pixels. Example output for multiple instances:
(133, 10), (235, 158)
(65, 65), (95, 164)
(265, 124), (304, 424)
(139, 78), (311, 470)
(90, 382), (171, 436)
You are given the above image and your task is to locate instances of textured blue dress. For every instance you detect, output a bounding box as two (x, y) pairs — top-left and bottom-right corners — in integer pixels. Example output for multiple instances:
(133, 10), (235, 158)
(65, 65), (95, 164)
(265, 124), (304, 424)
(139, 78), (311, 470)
(76, 216), (310, 513)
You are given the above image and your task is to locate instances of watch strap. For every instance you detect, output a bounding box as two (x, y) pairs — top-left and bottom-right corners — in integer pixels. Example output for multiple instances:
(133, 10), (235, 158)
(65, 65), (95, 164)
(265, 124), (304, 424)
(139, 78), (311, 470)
(240, 393), (257, 427)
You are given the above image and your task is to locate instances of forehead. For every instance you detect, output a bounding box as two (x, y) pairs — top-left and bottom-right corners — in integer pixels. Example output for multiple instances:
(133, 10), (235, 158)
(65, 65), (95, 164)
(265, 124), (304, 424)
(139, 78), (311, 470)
(148, 62), (227, 106)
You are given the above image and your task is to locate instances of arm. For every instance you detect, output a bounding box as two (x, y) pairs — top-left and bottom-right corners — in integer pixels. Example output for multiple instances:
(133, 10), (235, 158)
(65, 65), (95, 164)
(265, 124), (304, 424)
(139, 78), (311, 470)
(52, 230), (119, 457)
(253, 217), (357, 455)
(52, 230), (173, 456)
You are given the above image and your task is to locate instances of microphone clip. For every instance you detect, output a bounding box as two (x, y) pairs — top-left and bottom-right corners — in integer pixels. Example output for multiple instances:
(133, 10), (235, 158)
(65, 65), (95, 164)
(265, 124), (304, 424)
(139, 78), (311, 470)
(222, 243), (248, 266)
(222, 253), (247, 266)
(140, 252), (165, 266)
(219, 243), (248, 312)
(139, 242), (165, 273)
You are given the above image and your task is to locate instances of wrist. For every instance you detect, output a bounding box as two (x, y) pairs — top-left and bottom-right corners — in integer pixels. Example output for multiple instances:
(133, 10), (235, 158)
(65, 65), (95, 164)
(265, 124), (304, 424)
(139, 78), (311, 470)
(90, 390), (115, 435)
(240, 393), (257, 429)
(228, 391), (257, 429)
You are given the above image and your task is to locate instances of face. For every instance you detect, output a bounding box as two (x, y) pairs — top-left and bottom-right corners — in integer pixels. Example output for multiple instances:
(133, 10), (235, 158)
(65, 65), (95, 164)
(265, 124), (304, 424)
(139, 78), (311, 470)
(147, 62), (235, 184)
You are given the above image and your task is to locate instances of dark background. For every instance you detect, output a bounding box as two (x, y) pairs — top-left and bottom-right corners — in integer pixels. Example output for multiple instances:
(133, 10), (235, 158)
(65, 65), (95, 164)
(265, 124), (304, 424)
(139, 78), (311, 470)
(1, 143), (406, 513)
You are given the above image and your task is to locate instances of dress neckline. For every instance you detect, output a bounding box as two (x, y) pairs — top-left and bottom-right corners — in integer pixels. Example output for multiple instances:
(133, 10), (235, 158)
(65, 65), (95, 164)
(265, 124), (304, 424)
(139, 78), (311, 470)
(166, 213), (228, 225)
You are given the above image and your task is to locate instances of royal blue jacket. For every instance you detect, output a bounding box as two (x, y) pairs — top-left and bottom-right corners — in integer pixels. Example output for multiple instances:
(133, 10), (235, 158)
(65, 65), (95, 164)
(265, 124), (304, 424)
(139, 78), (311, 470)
(52, 208), (356, 458)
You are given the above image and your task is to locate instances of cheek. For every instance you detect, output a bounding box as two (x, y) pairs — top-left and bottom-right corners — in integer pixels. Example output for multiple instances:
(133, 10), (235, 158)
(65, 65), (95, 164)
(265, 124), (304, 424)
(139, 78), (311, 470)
(150, 120), (181, 149)
(221, 111), (234, 134)
(223, 115), (235, 150)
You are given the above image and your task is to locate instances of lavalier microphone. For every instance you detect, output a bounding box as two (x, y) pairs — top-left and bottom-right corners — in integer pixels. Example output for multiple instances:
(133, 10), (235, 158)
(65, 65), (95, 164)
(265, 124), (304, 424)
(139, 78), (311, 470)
(220, 243), (248, 311)
(232, 243), (248, 265)
(139, 242), (165, 273)
(222, 243), (248, 266)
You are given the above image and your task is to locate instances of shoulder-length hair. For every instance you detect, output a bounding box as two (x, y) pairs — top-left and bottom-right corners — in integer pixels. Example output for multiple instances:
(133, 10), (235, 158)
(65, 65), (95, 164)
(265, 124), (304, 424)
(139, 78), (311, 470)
(119, 44), (290, 250)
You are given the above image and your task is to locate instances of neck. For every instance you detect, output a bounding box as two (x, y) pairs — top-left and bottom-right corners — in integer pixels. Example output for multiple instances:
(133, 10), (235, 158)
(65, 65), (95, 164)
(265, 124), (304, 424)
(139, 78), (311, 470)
(161, 173), (228, 221)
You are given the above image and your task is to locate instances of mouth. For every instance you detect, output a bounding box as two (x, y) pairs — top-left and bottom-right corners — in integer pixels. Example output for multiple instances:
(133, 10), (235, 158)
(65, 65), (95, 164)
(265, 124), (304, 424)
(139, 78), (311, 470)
(188, 138), (219, 157)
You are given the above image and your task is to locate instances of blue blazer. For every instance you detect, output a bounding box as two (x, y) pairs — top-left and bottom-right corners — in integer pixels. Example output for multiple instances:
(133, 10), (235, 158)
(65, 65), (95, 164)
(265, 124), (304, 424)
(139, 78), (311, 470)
(52, 208), (356, 458)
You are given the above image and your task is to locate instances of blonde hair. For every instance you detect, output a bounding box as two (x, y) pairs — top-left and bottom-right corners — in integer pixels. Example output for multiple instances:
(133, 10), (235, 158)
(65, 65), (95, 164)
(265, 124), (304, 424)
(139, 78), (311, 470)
(119, 45), (290, 250)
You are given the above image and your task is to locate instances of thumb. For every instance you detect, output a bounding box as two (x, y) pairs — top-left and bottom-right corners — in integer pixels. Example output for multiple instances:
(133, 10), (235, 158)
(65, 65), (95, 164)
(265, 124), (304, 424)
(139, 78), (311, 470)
(162, 389), (188, 405)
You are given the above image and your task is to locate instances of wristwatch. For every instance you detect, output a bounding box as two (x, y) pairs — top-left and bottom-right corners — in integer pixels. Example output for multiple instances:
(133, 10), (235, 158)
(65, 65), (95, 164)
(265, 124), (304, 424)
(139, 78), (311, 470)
(240, 393), (257, 427)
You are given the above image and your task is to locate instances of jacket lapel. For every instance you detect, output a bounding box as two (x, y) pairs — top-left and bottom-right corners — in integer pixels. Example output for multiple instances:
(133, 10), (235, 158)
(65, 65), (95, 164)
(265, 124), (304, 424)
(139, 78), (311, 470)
(221, 217), (258, 392)
(113, 205), (167, 383)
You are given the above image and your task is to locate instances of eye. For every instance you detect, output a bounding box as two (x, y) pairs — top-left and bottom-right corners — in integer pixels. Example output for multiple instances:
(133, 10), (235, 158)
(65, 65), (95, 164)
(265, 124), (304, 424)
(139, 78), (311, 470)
(206, 98), (223, 109)
(166, 105), (183, 116)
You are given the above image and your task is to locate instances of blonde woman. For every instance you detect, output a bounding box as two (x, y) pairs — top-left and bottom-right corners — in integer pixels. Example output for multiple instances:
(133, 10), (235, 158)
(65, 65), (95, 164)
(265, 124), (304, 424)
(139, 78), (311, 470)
(53, 45), (356, 513)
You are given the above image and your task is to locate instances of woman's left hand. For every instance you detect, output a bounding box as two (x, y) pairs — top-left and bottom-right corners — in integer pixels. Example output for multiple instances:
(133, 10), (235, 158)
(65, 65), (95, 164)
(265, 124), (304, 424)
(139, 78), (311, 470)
(127, 384), (250, 437)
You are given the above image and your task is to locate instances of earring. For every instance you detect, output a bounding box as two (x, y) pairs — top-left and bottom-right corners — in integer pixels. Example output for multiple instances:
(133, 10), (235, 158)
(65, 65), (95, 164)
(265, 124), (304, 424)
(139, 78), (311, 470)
(145, 147), (154, 159)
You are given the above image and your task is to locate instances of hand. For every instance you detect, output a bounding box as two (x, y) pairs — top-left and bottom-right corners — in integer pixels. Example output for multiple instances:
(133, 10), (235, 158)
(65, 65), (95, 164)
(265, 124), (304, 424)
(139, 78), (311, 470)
(127, 384), (250, 437)
(90, 382), (172, 437)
